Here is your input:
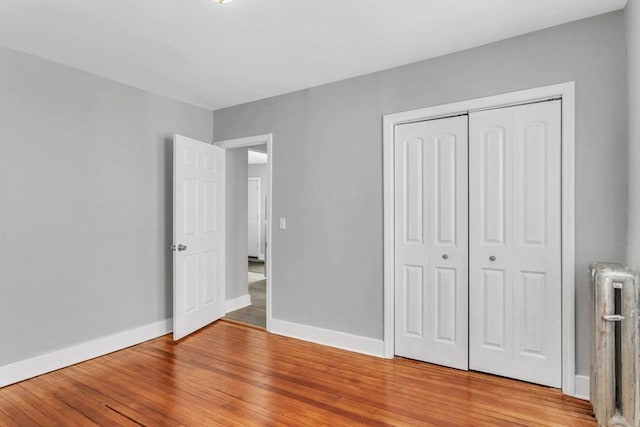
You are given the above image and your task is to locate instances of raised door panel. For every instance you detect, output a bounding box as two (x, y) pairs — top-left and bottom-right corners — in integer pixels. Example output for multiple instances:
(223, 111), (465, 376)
(183, 147), (197, 169)
(201, 151), (216, 173)
(481, 127), (507, 245)
(183, 180), (198, 236)
(520, 123), (548, 246)
(403, 265), (424, 337)
(517, 271), (547, 355)
(404, 138), (424, 244)
(435, 135), (457, 245)
(435, 267), (457, 343)
(183, 254), (198, 313)
(481, 268), (507, 350)
(202, 250), (216, 306)
(202, 180), (217, 234)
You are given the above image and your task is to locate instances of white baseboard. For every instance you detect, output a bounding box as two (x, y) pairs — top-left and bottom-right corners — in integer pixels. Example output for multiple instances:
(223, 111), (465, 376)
(574, 375), (590, 400)
(269, 318), (385, 358)
(1, 315), (586, 401)
(225, 294), (251, 313)
(0, 319), (172, 388)
(271, 317), (586, 398)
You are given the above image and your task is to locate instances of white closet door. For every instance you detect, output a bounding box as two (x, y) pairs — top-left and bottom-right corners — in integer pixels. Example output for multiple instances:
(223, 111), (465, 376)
(394, 115), (469, 370)
(469, 100), (562, 387)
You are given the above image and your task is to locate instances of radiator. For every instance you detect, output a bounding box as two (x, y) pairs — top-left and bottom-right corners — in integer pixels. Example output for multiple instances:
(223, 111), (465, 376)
(590, 262), (639, 427)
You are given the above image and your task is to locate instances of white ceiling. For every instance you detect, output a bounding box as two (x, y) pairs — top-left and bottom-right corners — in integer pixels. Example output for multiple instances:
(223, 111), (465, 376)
(0, 0), (627, 110)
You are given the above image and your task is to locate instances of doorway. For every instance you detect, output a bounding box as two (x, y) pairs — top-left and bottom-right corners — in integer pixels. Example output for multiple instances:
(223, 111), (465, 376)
(227, 146), (268, 328)
(216, 134), (273, 331)
(382, 83), (578, 396)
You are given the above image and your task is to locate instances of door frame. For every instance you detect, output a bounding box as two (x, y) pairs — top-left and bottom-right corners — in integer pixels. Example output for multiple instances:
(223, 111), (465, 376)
(382, 82), (576, 396)
(215, 134), (273, 331)
(247, 177), (262, 258)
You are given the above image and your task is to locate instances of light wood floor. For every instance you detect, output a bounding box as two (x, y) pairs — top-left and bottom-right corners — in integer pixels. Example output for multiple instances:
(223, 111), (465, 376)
(0, 320), (595, 426)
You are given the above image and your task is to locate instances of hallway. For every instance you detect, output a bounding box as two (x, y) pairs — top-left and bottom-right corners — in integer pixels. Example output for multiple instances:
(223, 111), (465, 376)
(225, 260), (266, 328)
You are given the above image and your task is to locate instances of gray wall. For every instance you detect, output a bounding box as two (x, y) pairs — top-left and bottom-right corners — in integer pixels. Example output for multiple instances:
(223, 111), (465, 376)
(214, 11), (628, 376)
(225, 147), (249, 301)
(248, 163), (269, 257)
(0, 45), (212, 366)
(627, 1), (640, 272)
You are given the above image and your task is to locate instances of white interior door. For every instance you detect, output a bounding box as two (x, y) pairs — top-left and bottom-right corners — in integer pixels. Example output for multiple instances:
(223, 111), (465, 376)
(247, 178), (260, 258)
(394, 115), (469, 370)
(469, 100), (562, 387)
(173, 134), (226, 340)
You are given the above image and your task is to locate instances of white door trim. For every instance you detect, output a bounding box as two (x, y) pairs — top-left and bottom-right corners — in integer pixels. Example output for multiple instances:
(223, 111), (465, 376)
(215, 134), (273, 332)
(382, 82), (576, 397)
(247, 177), (261, 258)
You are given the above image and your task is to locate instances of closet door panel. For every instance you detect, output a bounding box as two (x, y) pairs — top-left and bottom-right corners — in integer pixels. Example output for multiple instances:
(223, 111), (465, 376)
(469, 101), (562, 388)
(395, 115), (468, 370)
(511, 101), (562, 387)
(469, 107), (514, 375)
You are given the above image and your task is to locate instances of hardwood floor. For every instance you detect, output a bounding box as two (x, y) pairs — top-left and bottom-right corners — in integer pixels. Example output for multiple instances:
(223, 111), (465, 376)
(0, 320), (595, 426)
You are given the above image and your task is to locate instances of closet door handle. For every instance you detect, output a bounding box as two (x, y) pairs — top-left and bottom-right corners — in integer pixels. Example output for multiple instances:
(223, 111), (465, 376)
(442, 254), (449, 260)
(489, 256), (496, 262)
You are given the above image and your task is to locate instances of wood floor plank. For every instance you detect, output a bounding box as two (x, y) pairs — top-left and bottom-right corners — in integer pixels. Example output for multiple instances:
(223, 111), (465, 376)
(0, 388), (56, 426)
(37, 373), (143, 427)
(0, 395), (43, 426)
(17, 378), (97, 426)
(0, 319), (595, 426)
(0, 404), (21, 427)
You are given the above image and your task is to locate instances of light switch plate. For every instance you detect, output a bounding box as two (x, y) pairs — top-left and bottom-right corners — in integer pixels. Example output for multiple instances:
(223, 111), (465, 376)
(279, 217), (287, 230)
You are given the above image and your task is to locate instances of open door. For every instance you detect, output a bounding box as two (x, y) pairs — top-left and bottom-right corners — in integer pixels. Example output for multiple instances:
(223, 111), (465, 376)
(173, 134), (226, 340)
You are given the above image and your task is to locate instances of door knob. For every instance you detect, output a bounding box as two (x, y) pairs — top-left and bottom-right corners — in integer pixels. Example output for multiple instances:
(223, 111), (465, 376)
(442, 254), (449, 259)
(489, 256), (496, 262)
(172, 244), (187, 252)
